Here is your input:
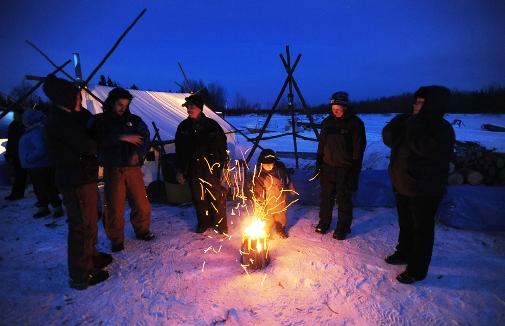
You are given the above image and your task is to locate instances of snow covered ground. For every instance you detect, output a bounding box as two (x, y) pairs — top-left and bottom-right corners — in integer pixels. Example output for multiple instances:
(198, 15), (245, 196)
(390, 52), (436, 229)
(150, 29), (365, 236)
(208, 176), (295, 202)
(1, 185), (504, 325)
(226, 113), (505, 170)
(1, 113), (504, 325)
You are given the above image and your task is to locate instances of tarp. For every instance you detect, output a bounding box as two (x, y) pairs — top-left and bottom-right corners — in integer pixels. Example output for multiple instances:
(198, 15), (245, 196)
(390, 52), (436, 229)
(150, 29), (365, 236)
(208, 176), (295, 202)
(81, 86), (238, 154)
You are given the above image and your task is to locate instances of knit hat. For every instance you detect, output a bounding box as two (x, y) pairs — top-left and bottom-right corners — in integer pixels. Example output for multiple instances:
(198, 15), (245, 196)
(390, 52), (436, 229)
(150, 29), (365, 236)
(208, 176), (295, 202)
(330, 91), (350, 107)
(182, 94), (204, 110)
(258, 149), (277, 164)
(42, 75), (80, 109)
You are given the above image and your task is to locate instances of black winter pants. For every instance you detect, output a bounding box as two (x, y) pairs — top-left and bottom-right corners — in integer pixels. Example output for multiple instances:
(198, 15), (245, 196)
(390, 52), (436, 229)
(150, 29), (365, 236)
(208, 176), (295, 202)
(30, 167), (61, 207)
(188, 172), (227, 232)
(318, 165), (354, 231)
(9, 158), (27, 197)
(395, 194), (442, 279)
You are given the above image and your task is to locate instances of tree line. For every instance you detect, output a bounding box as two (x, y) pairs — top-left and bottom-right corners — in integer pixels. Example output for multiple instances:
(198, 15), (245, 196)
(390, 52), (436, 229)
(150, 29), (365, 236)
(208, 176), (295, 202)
(2, 79), (504, 115)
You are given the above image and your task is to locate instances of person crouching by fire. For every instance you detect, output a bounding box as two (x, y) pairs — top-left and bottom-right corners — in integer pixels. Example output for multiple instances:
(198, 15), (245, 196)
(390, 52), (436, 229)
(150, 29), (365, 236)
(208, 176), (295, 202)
(175, 94), (229, 234)
(252, 149), (294, 239)
(43, 75), (111, 290)
(91, 88), (154, 253)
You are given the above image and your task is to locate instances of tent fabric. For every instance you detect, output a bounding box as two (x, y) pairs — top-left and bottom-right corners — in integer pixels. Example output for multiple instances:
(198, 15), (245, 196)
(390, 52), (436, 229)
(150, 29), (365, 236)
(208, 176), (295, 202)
(81, 86), (236, 150)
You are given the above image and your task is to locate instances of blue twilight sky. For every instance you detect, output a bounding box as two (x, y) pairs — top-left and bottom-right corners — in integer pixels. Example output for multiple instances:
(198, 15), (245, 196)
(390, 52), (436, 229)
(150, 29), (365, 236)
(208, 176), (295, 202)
(1, 0), (505, 107)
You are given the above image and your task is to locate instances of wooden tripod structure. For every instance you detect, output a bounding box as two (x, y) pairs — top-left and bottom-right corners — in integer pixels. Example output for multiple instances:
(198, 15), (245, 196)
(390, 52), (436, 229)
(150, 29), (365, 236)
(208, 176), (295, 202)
(0, 8), (147, 122)
(246, 45), (320, 168)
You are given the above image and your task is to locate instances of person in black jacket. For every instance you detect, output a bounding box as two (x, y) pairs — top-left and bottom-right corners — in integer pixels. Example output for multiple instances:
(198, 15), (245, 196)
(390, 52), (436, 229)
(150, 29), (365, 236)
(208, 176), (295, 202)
(91, 88), (154, 252)
(43, 75), (111, 290)
(382, 85), (455, 284)
(4, 111), (27, 200)
(175, 94), (228, 234)
(315, 91), (366, 240)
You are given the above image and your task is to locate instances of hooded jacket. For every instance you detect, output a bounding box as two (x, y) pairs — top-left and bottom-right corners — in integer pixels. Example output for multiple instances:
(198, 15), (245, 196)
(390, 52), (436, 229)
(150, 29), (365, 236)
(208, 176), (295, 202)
(382, 86), (455, 196)
(18, 109), (52, 169)
(316, 107), (367, 169)
(91, 109), (150, 168)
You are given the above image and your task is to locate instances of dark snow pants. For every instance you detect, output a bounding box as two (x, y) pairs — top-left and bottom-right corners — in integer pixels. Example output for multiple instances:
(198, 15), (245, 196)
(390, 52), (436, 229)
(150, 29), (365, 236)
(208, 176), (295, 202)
(188, 172), (227, 232)
(318, 164), (354, 232)
(59, 182), (98, 282)
(395, 194), (442, 279)
(9, 158), (27, 197)
(103, 167), (151, 245)
(30, 167), (61, 207)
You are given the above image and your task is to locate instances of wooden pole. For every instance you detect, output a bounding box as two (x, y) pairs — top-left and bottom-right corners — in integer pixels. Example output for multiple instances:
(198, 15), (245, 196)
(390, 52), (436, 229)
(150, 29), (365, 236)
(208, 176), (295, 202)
(17, 59), (71, 105)
(246, 76), (290, 163)
(177, 62), (192, 92)
(285, 46), (299, 168)
(85, 8), (147, 84)
(25, 40), (75, 81)
(25, 41), (104, 105)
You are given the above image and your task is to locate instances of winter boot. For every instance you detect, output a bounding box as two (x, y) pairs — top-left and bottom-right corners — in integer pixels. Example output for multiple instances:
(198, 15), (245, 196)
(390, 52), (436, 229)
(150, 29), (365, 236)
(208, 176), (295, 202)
(33, 206), (51, 219)
(52, 205), (64, 218)
(315, 222), (330, 234)
(88, 269), (110, 286)
(396, 270), (425, 284)
(93, 252), (113, 269)
(275, 222), (288, 239)
(111, 242), (124, 253)
(196, 224), (209, 233)
(385, 252), (407, 265)
(136, 231), (155, 241)
(333, 227), (351, 240)
(69, 269), (109, 290)
(5, 193), (23, 201)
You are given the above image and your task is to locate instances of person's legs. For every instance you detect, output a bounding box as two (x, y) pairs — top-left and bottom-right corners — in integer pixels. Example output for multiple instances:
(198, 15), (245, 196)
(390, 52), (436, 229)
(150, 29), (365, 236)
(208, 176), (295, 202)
(29, 168), (52, 218)
(394, 194), (414, 259)
(335, 192), (353, 238)
(125, 167), (152, 236)
(8, 158), (27, 199)
(317, 165), (337, 232)
(188, 176), (212, 232)
(60, 183), (99, 284)
(207, 174), (227, 233)
(405, 196), (441, 280)
(45, 168), (62, 208)
(103, 168), (127, 247)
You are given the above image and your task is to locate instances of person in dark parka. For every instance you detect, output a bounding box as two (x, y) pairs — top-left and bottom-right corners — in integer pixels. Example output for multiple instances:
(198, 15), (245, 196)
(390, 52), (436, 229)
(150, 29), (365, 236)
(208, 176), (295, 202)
(43, 75), (111, 290)
(175, 94), (228, 234)
(315, 91), (367, 240)
(91, 87), (154, 253)
(18, 108), (63, 218)
(4, 111), (27, 200)
(382, 85), (455, 284)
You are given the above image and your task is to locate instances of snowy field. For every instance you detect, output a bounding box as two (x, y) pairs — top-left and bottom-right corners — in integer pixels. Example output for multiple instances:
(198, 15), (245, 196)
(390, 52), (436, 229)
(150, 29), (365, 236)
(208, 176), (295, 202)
(1, 113), (505, 325)
(1, 188), (505, 325)
(226, 113), (505, 170)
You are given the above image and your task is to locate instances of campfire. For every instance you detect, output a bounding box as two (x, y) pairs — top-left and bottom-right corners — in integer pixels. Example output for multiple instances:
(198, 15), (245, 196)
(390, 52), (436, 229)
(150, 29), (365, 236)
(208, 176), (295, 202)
(240, 217), (270, 270)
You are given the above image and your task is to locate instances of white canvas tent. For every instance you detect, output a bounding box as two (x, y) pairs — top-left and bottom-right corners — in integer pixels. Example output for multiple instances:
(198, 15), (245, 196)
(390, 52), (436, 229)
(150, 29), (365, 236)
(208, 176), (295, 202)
(81, 85), (241, 185)
(81, 85), (238, 154)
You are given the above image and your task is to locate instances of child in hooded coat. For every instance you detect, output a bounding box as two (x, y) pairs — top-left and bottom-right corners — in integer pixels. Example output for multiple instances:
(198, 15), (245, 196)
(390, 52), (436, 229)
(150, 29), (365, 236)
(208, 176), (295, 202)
(18, 109), (63, 218)
(252, 149), (295, 238)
